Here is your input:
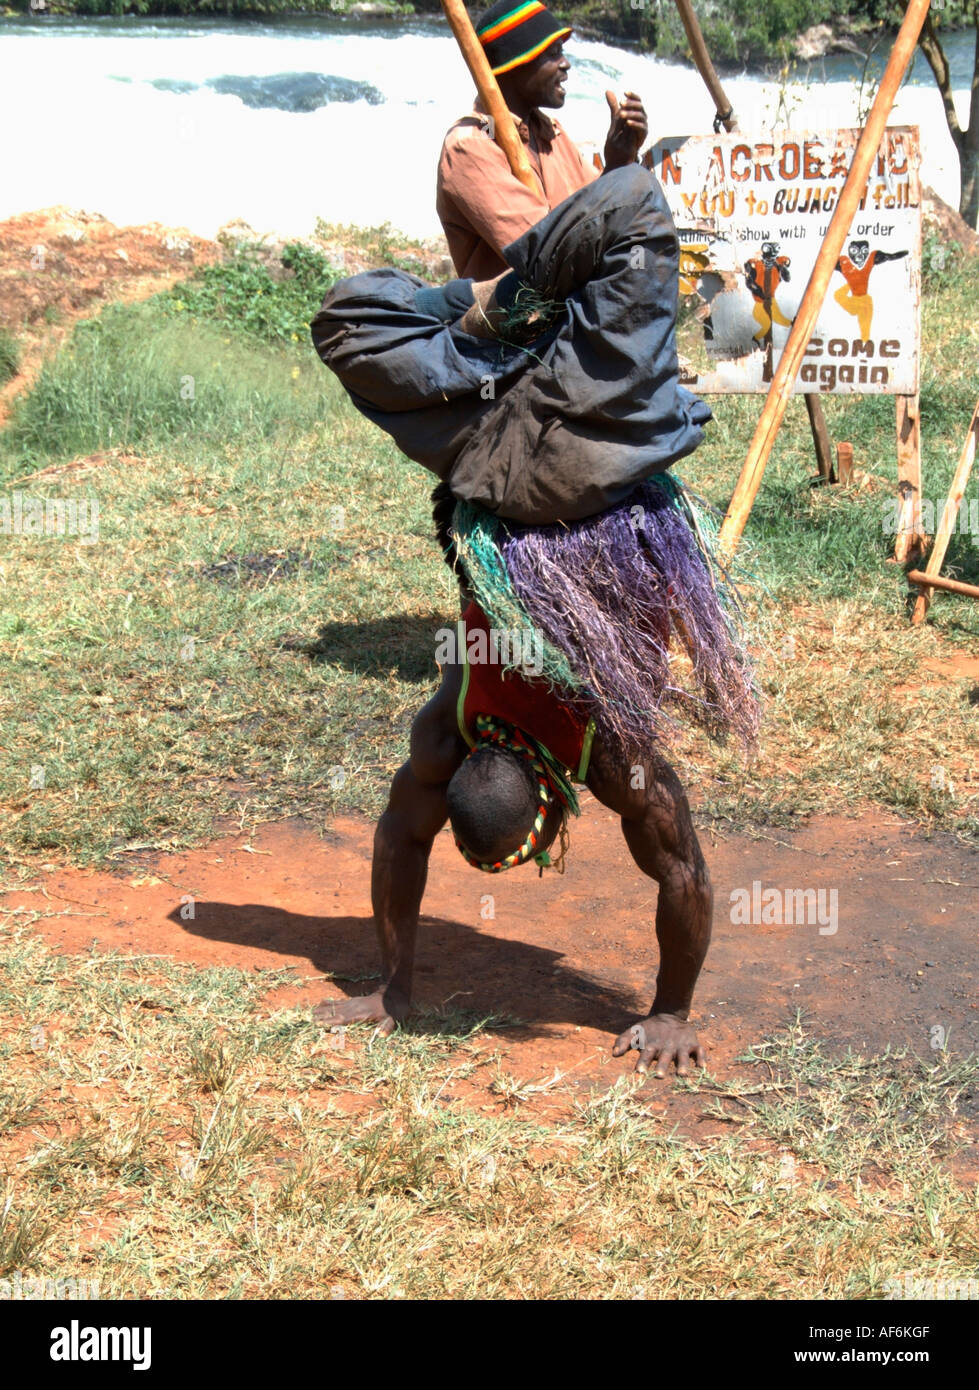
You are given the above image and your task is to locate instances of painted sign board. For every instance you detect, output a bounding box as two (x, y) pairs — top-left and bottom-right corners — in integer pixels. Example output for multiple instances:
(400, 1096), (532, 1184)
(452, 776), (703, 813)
(646, 127), (922, 394)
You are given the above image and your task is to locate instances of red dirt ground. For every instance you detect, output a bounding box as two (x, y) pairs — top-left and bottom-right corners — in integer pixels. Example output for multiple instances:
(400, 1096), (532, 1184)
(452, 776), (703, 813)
(4, 805), (976, 1119)
(0, 206), (219, 427)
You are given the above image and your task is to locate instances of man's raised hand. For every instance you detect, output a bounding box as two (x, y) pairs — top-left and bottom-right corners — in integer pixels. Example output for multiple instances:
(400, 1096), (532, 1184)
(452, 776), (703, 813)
(604, 89), (648, 169)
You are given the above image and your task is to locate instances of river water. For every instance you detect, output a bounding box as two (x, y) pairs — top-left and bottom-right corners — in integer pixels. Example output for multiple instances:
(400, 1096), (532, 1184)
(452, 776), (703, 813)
(1, 14), (973, 239)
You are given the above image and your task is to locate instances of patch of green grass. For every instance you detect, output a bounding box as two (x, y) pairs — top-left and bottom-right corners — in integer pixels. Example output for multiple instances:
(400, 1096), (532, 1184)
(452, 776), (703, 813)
(0, 915), (974, 1299)
(1, 303), (334, 469)
(159, 240), (341, 345)
(922, 229), (965, 293)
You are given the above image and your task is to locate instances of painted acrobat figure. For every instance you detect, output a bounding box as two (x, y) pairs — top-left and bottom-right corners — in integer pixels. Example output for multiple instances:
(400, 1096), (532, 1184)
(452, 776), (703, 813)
(833, 239), (908, 341)
(744, 241), (794, 344)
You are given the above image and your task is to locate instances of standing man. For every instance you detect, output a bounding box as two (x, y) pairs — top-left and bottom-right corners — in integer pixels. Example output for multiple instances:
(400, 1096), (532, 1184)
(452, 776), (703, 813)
(436, 0), (649, 279)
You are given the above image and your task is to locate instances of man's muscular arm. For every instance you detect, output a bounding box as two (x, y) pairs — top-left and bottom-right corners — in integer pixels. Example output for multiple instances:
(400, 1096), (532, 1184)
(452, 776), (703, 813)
(313, 671), (467, 1033)
(587, 739), (712, 1078)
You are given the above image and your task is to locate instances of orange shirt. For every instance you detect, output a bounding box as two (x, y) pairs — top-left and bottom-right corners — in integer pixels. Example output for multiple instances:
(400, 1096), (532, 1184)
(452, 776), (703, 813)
(746, 256), (790, 300)
(837, 253), (878, 296)
(436, 105), (599, 280)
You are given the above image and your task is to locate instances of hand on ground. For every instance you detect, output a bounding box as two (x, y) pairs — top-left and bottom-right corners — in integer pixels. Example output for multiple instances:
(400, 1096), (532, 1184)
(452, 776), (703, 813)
(612, 1013), (706, 1078)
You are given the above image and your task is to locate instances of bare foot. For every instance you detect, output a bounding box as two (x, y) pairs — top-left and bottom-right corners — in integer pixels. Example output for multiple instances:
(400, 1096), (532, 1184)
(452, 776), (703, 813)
(457, 273), (508, 339)
(312, 989), (405, 1036)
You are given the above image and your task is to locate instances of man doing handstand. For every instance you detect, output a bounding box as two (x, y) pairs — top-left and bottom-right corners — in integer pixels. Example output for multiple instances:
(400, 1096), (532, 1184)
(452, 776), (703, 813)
(312, 167), (759, 1078)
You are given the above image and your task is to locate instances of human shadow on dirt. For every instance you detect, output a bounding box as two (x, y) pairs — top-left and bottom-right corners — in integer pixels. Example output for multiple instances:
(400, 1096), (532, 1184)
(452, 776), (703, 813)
(279, 614), (448, 682)
(170, 902), (643, 1036)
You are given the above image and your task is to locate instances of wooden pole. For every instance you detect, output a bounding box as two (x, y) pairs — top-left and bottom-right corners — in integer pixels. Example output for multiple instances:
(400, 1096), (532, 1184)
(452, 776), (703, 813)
(673, 0), (736, 132)
(893, 391), (926, 564)
(717, 0), (933, 560)
(910, 398), (979, 624)
(440, 0), (538, 193)
(802, 394), (835, 482)
(908, 570), (979, 600)
(673, 0), (835, 485)
(805, 393), (835, 480)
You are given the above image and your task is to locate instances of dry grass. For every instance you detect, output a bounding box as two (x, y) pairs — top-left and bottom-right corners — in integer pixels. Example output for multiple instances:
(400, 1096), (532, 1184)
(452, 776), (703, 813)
(0, 909), (975, 1299)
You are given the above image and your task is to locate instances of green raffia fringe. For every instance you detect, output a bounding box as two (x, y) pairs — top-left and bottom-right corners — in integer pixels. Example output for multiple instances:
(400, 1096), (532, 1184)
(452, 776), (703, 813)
(451, 499), (583, 692)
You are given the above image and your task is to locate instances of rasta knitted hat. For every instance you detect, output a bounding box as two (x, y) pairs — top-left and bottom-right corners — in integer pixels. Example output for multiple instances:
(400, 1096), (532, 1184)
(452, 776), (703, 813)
(475, 1), (572, 77)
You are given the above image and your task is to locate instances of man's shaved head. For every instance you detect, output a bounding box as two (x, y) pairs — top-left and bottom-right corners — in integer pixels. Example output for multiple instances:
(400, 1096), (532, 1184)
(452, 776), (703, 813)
(447, 743), (560, 866)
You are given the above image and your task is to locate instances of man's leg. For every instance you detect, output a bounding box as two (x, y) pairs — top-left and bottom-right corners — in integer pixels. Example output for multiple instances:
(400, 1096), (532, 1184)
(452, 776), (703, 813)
(834, 283), (857, 317)
(857, 295), (873, 342)
(314, 671), (467, 1033)
(586, 737), (712, 1077)
(752, 299), (772, 342)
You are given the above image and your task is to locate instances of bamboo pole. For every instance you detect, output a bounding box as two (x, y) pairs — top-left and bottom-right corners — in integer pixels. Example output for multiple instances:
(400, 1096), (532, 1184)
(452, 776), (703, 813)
(908, 570), (979, 600)
(673, 0), (736, 132)
(440, 0), (538, 192)
(673, 0), (835, 487)
(910, 398), (979, 623)
(717, 0), (933, 560)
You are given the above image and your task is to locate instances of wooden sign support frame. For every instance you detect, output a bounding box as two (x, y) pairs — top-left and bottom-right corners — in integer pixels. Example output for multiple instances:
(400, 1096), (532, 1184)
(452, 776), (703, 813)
(893, 390), (927, 566)
(909, 399), (979, 624)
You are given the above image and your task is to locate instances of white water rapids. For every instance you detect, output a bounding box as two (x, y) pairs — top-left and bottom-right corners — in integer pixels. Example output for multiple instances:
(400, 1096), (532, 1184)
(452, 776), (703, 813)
(0, 15), (973, 240)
